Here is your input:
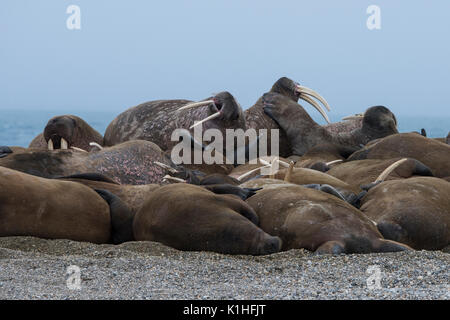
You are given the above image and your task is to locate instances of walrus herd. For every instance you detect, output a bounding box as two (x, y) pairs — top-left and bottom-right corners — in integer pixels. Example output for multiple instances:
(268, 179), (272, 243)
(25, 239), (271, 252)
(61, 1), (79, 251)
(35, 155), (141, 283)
(1, 77), (449, 255)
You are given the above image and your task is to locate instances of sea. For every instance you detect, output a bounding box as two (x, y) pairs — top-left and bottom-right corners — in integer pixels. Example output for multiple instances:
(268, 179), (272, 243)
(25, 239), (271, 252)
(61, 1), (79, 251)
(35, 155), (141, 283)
(0, 109), (448, 147)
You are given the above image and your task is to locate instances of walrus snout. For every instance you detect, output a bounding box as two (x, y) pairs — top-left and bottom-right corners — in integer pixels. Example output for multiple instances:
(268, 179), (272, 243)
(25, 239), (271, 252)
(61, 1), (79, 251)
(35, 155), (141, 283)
(44, 116), (77, 150)
(256, 235), (282, 255)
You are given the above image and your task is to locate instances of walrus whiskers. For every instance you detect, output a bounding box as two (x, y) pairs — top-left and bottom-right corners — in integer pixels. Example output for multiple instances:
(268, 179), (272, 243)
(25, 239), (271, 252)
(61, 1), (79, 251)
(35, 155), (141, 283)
(295, 85), (331, 111)
(374, 158), (409, 183)
(177, 100), (215, 111)
(298, 94), (331, 124)
(189, 112), (221, 129)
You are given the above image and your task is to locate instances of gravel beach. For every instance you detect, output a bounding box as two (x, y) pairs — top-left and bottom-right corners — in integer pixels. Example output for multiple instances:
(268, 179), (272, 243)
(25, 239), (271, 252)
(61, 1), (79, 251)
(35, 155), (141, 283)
(0, 236), (448, 300)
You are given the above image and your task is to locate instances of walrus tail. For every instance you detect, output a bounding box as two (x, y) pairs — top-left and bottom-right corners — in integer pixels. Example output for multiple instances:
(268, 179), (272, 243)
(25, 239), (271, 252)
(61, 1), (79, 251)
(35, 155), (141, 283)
(94, 189), (135, 244)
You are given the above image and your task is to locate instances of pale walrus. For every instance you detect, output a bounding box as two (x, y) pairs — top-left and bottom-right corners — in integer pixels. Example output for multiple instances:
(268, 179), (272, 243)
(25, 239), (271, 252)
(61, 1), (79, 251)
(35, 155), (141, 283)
(359, 177), (450, 250)
(244, 77), (331, 157)
(347, 133), (450, 178)
(262, 92), (398, 156)
(133, 184), (282, 255)
(245, 184), (411, 254)
(0, 167), (133, 244)
(28, 115), (104, 151)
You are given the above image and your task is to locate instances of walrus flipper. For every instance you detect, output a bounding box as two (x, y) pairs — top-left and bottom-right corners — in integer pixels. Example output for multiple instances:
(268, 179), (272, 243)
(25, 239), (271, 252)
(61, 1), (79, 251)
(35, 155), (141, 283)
(94, 189), (134, 244)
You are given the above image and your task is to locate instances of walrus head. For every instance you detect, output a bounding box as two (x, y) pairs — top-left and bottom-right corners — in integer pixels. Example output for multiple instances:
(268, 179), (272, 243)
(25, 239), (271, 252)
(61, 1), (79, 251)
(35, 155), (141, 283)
(361, 106), (398, 137)
(44, 115), (77, 150)
(270, 77), (331, 123)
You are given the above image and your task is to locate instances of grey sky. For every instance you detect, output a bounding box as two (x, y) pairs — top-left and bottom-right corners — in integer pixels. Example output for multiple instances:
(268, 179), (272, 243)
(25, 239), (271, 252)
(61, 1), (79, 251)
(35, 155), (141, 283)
(1, 0), (449, 117)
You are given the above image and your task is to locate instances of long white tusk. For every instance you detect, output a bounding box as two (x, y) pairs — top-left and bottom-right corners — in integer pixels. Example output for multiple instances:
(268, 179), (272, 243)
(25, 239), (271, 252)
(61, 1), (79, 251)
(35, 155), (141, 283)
(178, 100), (215, 111)
(89, 142), (103, 150)
(259, 157), (290, 168)
(47, 139), (54, 151)
(189, 112), (221, 129)
(342, 113), (364, 121)
(295, 85), (331, 111)
(162, 175), (186, 183)
(299, 94), (331, 124)
(154, 161), (178, 174)
(61, 138), (68, 150)
(70, 146), (88, 152)
(374, 158), (409, 183)
(326, 159), (343, 166)
(237, 164), (271, 181)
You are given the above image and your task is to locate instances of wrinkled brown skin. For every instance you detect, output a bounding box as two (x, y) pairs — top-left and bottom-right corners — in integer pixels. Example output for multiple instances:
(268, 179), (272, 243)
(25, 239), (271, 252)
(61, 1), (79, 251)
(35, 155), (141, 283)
(263, 92), (398, 156)
(360, 177), (450, 250)
(29, 115), (103, 151)
(0, 167), (111, 243)
(294, 143), (359, 171)
(133, 184), (282, 255)
(323, 118), (364, 136)
(327, 158), (434, 187)
(0, 140), (173, 185)
(246, 185), (411, 254)
(104, 92), (246, 152)
(347, 133), (450, 178)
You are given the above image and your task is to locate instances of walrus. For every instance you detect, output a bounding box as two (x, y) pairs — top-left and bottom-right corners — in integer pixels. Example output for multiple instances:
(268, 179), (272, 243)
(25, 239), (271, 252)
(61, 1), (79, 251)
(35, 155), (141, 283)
(0, 167), (133, 244)
(28, 115), (104, 151)
(245, 184), (411, 254)
(244, 77), (331, 157)
(347, 133), (450, 178)
(359, 177), (450, 250)
(104, 91), (246, 151)
(262, 92), (398, 156)
(0, 140), (173, 184)
(327, 158), (434, 187)
(133, 184), (282, 255)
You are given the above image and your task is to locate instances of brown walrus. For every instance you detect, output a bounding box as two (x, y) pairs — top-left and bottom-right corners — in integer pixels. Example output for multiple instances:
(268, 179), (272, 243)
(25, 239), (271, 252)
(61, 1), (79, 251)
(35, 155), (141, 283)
(359, 177), (450, 250)
(245, 184), (412, 254)
(0, 167), (133, 244)
(0, 140), (173, 184)
(244, 77), (331, 157)
(262, 92), (398, 156)
(133, 184), (282, 255)
(347, 133), (450, 178)
(28, 115), (103, 151)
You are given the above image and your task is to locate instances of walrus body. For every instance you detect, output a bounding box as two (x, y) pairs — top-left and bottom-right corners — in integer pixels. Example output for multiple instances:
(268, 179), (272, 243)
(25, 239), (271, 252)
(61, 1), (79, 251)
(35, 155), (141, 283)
(360, 177), (450, 250)
(133, 184), (282, 255)
(104, 92), (246, 152)
(0, 167), (111, 243)
(0, 140), (173, 184)
(246, 185), (411, 254)
(293, 143), (358, 171)
(347, 133), (450, 178)
(29, 115), (103, 151)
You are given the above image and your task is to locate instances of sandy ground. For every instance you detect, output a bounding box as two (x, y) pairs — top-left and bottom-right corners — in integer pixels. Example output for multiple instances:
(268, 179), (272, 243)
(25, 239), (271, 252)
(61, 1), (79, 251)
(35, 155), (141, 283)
(0, 236), (448, 300)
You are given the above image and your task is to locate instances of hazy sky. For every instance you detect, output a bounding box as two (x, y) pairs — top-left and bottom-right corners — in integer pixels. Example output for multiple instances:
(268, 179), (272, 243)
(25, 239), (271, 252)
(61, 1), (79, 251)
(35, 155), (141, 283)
(1, 0), (449, 117)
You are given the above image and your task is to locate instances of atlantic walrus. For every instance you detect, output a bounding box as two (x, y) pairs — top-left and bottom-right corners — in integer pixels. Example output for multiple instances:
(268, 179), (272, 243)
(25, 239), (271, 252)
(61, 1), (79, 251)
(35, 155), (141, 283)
(133, 184), (282, 255)
(245, 185), (411, 254)
(28, 115), (103, 151)
(359, 177), (450, 250)
(347, 133), (450, 178)
(0, 140), (173, 184)
(0, 167), (133, 244)
(244, 77), (331, 157)
(104, 92), (246, 151)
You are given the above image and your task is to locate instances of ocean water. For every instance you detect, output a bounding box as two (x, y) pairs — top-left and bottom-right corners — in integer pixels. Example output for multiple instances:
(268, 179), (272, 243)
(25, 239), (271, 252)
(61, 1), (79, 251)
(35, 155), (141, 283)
(0, 109), (448, 147)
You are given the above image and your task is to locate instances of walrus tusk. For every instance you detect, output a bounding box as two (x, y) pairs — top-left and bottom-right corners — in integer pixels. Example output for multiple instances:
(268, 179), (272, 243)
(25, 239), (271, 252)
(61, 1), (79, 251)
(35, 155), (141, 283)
(298, 94), (331, 124)
(295, 85), (331, 111)
(259, 158), (290, 168)
(178, 100), (215, 111)
(284, 161), (295, 182)
(237, 164), (271, 181)
(89, 142), (103, 150)
(70, 146), (88, 152)
(374, 158), (409, 183)
(342, 113), (364, 121)
(189, 112), (221, 129)
(162, 175), (186, 183)
(47, 139), (54, 150)
(326, 159), (343, 166)
(154, 161), (178, 174)
(61, 138), (69, 150)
